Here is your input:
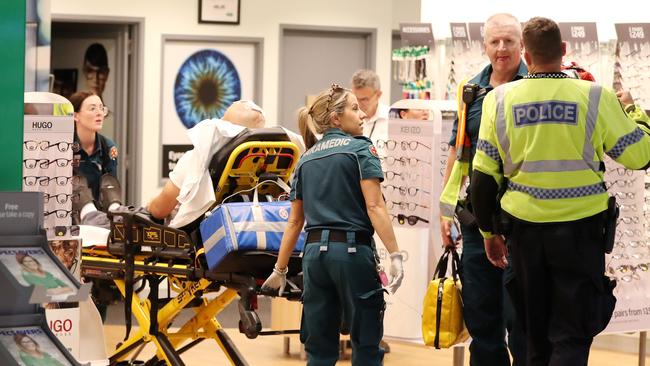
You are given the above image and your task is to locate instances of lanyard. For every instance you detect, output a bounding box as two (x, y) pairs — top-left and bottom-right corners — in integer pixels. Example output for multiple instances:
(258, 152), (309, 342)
(368, 119), (378, 139)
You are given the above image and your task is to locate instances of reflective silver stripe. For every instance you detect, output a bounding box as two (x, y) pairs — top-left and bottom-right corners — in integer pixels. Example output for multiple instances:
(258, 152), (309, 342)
(497, 84), (602, 174)
(518, 159), (598, 172)
(607, 128), (646, 159)
(233, 221), (287, 233)
(582, 85), (602, 166)
(439, 202), (455, 217)
(507, 181), (606, 199)
(494, 87), (514, 174)
(251, 205), (267, 250)
(476, 139), (502, 164)
(203, 226), (226, 253)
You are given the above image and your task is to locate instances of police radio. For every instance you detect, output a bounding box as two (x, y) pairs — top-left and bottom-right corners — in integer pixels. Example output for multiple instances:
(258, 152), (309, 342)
(462, 83), (480, 105)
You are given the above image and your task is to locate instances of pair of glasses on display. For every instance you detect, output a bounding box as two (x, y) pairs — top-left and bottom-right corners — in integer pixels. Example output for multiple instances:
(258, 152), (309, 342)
(44, 193), (79, 205)
(606, 178), (638, 189)
(619, 204), (638, 212)
(613, 240), (647, 249)
(616, 229), (643, 240)
(390, 214), (429, 226)
(610, 252), (649, 260)
(44, 209), (73, 219)
(607, 167), (634, 176)
(384, 171), (420, 181)
(387, 201), (429, 211)
(376, 139), (431, 151)
(381, 156), (431, 167)
(383, 184), (430, 197)
(607, 263), (649, 282)
(23, 175), (79, 187)
(23, 158), (73, 169)
(23, 140), (79, 153)
(618, 216), (640, 225)
(614, 191), (636, 200)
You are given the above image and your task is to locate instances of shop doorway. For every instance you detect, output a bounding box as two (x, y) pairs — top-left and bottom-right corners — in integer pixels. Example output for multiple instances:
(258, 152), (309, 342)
(51, 17), (143, 204)
(278, 25), (376, 132)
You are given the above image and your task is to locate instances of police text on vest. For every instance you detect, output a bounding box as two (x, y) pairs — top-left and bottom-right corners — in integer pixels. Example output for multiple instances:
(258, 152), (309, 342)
(513, 101), (578, 127)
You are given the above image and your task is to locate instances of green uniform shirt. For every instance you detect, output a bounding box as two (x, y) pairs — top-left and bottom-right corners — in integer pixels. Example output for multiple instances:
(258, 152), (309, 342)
(20, 351), (66, 366)
(474, 75), (650, 223)
(22, 271), (69, 289)
(290, 128), (383, 233)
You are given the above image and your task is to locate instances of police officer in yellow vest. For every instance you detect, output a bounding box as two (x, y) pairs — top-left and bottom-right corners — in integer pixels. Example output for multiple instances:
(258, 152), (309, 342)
(471, 17), (650, 366)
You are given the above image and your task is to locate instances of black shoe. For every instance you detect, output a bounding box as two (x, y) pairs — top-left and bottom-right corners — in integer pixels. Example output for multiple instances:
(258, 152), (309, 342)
(99, 173), (123, 210)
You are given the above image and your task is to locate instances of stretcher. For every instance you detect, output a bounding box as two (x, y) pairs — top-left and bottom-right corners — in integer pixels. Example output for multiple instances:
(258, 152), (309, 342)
(81, 128), (304, 366)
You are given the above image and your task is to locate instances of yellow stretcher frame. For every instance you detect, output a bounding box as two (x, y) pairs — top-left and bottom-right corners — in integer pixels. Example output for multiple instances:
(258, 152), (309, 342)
(82, 138), (301, 366)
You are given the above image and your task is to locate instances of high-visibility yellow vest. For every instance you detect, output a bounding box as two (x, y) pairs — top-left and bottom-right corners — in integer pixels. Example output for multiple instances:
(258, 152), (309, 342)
(626, 104), (650, 134)
(474, 77), (650, 224)
(439, 79), (469, 222)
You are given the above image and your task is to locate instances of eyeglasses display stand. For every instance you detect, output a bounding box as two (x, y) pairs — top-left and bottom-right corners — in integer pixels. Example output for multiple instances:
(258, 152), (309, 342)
(0, 192), (90, 365)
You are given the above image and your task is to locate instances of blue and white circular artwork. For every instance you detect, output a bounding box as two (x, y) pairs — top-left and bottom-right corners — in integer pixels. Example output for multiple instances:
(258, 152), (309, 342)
(174, 49), (241, 129)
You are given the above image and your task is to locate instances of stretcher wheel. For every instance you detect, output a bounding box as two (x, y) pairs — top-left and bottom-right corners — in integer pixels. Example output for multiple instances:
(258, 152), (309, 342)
(238, 310), (262, 339)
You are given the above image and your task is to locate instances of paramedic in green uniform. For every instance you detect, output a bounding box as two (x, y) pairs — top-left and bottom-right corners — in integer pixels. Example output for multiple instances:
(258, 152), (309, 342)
(262, 84), (404, 366)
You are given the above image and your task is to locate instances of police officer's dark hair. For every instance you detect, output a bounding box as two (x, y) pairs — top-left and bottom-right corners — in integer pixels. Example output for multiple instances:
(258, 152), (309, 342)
(522, 17), (563, 65)
(298, 84), (351, 149)
(69, 90), (102, 112)
(84, 43), (109, 68)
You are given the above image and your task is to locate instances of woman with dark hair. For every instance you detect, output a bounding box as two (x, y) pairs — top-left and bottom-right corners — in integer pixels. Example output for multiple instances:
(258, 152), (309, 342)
(13, 334), (65, 366)
(68, 90), (121, 222)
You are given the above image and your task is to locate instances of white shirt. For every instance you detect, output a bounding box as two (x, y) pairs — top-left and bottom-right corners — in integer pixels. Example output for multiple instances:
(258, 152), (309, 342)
(168, 119), (305, 228)
(362, 103), (390, 156)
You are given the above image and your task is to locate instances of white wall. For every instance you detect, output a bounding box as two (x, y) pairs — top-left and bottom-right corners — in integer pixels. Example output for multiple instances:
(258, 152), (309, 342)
(421, 0), (648, 41)
(51, 0), (420, 203)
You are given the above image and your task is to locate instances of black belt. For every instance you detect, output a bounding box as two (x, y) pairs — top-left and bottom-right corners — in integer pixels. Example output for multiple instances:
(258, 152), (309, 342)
(306, 229), (372, 246)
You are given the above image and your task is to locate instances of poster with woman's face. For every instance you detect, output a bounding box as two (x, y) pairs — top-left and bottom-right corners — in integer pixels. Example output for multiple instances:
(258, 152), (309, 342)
(0, 247), (76, 300)
(0, 326), (70, 366)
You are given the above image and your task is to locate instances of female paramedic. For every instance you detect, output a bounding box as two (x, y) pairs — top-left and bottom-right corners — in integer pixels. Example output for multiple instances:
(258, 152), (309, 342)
(262, 84), (404, 366)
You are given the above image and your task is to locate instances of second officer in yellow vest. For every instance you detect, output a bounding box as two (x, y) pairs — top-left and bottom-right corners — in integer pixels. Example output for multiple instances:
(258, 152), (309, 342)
(471, 17), (650, 366)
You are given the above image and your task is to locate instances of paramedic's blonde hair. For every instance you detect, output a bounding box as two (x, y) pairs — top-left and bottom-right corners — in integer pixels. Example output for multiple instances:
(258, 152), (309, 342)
(298, 84), (351, 149)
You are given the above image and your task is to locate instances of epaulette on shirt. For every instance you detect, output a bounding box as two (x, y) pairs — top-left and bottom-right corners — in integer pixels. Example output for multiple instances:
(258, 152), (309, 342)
(353, 135), (374, 144)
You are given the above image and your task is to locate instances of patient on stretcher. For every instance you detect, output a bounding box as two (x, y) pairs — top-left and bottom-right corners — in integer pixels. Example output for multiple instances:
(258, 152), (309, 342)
(147, 100), (305, 229)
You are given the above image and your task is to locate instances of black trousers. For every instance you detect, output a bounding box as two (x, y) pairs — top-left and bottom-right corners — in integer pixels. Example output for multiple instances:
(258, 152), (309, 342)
(507, 212), (616, 366)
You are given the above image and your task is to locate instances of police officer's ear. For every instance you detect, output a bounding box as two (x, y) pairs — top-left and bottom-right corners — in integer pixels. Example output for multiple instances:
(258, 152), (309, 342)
(523, 48), (533, 66)
(561, 41), (567, 57)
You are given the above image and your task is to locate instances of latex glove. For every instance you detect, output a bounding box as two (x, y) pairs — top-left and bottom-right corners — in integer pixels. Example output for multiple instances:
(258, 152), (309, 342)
(484, 235), (508, 269)
(386, 252), (404, 294)
(261, 265), (288, 296)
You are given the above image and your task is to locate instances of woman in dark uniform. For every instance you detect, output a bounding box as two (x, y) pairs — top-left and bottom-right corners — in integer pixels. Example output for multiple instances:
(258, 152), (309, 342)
(262, 84), (404, 366)
(68, 90), (121, 225)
